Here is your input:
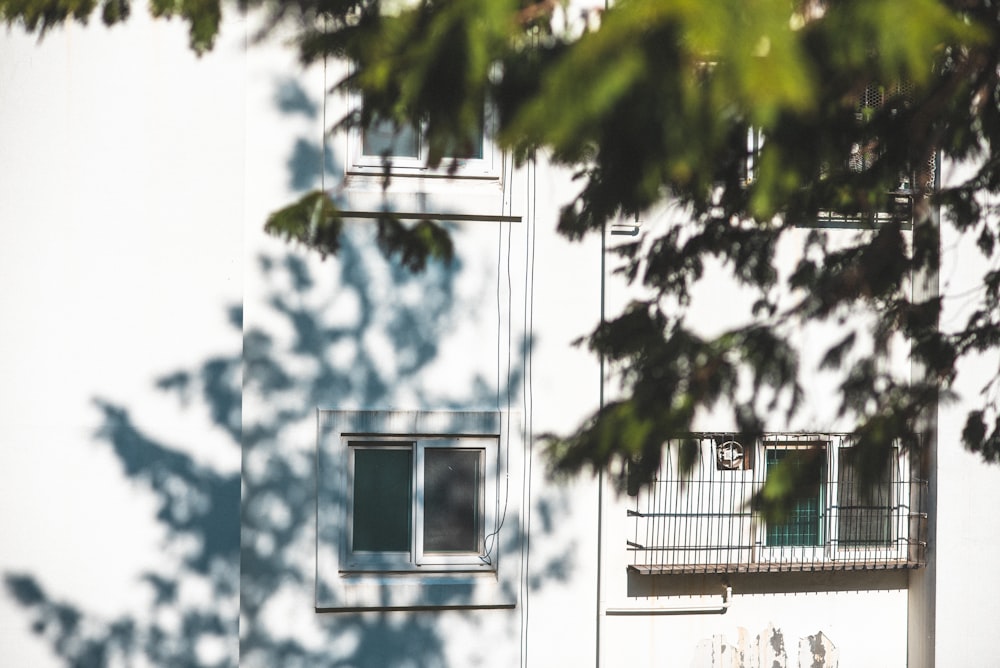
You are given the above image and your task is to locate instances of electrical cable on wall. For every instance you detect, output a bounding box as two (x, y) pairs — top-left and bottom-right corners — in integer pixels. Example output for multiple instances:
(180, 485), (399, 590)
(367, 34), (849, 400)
(484, 148), (515, 565)
(519, 154), (537, 668)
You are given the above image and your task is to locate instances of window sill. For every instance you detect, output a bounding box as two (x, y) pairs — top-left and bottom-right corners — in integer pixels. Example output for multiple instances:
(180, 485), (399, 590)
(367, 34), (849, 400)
(317, 569), (515, 611)
(338, 562), (498, 574)
(334, 172), (516, 223)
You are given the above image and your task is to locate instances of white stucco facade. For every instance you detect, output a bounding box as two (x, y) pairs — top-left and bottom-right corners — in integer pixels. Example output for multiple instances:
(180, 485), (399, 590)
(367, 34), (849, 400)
(1, 9), (998, 667)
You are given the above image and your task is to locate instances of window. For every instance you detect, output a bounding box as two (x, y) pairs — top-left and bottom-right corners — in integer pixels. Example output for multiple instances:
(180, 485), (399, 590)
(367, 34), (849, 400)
(626, 433), (925, 574)
(764, 446), (824, 548)
(361, 116), (484, 163)
(741, 81), (927, 228)
(741, 126), (763, 187)
(348, 107), (498, 180)
(847, 82), (886, 174)
(760, 440), (901, 563)
(335, 104), (511, 222)
(834, 447), (894, 549)
(316, 410), (521, 609)
(362, 118), (420, 160)
(345, 435), (497, 571)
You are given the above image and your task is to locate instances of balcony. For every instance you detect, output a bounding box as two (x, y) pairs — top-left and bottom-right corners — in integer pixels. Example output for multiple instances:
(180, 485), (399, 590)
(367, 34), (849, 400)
(626, 433), (928, 574)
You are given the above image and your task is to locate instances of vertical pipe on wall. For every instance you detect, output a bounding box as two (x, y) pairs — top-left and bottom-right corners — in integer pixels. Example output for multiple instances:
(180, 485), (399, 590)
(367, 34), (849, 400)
(520, 155), (535, 668)
(596, 0), (610, 661)
(906, 155), (940, 668)
(595, 223), (606, 667)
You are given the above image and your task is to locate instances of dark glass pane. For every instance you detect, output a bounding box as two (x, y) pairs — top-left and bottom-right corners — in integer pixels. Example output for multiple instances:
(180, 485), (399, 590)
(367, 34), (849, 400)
(363, 118), (419, 158)
(837, 449), (892, 546)
(765, 449), (823, 547)
(423, 449), (481, 553)
(353, 447), (412, 552)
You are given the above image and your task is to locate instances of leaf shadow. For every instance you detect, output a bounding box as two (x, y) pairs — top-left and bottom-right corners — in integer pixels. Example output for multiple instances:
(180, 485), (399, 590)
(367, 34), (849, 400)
(5, 230), (574, 666)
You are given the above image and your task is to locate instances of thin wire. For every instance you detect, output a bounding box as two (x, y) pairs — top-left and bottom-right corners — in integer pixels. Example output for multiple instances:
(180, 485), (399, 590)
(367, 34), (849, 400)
(521, 154), (537, 668)
(483, 149), (513, 564)
(500, 149), (513, 546)
(483, 150), (504, 558)
(497, 178), (504, 413)
(491, 171), (514, 557)
(518, 155), (528, 666)
(321, 18), (327, 194)
(507, 209), (513, 406)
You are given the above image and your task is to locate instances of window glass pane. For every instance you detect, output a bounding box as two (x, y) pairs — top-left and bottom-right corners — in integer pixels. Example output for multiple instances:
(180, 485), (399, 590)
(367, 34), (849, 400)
(363, 118), (419, 158)
(442, 119), (483, 160)
(837, 449), (892, 546)
(423, 448), (481, 553)
(353, 446), (412, 552)
(765, 449), (823, 547)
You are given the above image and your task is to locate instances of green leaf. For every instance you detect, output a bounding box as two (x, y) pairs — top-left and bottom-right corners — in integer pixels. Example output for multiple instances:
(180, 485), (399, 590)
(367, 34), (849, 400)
(264, 191), (343, 259)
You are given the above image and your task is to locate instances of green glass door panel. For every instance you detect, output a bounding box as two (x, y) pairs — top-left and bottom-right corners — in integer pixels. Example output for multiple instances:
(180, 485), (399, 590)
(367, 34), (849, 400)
(765, 449), (823, 547)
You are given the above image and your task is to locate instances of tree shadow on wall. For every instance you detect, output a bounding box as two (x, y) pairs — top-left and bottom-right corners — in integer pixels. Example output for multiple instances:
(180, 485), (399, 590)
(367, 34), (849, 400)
(276, 77), (338, 193)
(4, 309), (242, 667)
(5, 236), (575, 667)
(240, 230), (576, 666)
(4, 75), (574, 668)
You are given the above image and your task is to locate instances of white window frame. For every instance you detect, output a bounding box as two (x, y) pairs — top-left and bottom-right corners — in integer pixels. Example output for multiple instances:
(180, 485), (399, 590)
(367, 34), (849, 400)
(344, 435), (498, 572)
(756, 436), (908, 566)
(827, 444), (907, 565)
(316, 410), (520, 610)
(756, 439), (829, 565)
(346, 102), (501, 181)
(742, 126), (764, 187)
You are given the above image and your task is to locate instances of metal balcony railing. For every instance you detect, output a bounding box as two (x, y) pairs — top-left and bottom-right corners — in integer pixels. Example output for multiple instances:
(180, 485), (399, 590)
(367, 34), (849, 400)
(813, 189), (912, 228)
(627, 434), (928, 574)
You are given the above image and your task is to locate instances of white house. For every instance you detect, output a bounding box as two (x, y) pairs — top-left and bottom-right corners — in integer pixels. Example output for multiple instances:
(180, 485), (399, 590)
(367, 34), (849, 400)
(1, 7), (997, 667)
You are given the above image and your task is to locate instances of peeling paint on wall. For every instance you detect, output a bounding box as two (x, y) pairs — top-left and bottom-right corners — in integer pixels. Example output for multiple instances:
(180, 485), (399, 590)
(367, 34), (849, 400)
(692, 625), (839, 668)
(798, 632), (839, 668)
(768, 624), (786, 667)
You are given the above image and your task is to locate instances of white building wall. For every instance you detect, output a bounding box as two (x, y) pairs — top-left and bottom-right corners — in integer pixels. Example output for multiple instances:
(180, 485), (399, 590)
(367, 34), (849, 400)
(932, 160), (1000, 666)
(0, 12), (245, 667)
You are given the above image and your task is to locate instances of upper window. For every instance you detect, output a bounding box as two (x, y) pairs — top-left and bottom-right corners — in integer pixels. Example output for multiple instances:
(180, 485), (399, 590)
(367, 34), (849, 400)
(316, 410), (520, 610)
(813, 82), (916, 227)
(742, 81), (928, 228)
(347, 108), (499, 180)
(361, 117), (484, 162)
(328, 70), (513, 219)
(626, 433), (925, 574)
